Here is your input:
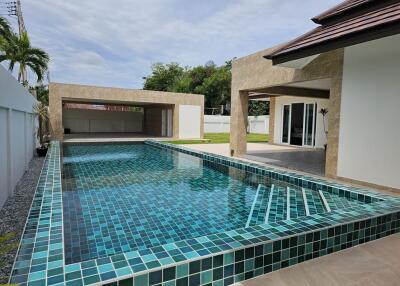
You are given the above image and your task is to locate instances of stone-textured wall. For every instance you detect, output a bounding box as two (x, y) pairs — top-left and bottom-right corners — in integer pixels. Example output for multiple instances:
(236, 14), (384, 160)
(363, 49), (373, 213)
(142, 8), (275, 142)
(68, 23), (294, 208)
(230, 48), (344, 178)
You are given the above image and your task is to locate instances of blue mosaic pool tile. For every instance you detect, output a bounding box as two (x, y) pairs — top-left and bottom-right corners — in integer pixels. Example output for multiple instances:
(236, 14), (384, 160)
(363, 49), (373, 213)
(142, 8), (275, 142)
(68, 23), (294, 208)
(10, 142), (64, 286)
(9, 140), (400, 286)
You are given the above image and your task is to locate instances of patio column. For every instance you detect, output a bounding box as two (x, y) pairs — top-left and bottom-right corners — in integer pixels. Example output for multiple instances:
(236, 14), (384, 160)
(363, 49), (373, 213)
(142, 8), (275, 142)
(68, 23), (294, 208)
(268, 97), (276, 143)
(173, 104), (179, 139)
(230, 90), (248, 156)
(325, 50), (344, 178)
(48, 85), (64, 140)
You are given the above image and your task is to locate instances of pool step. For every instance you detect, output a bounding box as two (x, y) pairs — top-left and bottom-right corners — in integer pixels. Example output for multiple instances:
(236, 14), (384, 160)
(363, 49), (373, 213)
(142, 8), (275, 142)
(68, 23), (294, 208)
(302, 188), (326, 215)
(287, 188), (307, 220)
(248, 186), (338, 227)
(321, 191), (362, 211)
(318, 190), (332, 213)
(246, 184), (273, 227)
(265, 186), (287, 223)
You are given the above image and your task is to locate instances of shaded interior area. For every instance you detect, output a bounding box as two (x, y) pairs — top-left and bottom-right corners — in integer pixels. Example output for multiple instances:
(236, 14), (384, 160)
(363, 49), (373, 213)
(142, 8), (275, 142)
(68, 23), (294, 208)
(62, 100), (174, 139)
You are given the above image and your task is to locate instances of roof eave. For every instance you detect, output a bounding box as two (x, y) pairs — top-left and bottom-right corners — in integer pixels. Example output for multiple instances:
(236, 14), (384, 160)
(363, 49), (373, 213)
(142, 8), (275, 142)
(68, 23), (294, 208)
(265, 22), (400, 66)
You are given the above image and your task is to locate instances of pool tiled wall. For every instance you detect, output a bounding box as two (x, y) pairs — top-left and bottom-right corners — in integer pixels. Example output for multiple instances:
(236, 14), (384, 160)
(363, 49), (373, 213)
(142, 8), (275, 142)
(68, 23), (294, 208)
(9, 141), (400, 286)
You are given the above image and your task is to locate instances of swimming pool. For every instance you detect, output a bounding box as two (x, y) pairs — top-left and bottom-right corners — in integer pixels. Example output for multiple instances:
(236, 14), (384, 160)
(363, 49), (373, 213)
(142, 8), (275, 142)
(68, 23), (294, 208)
(10, 141), (400, 286)
(62, 143), (370, 264)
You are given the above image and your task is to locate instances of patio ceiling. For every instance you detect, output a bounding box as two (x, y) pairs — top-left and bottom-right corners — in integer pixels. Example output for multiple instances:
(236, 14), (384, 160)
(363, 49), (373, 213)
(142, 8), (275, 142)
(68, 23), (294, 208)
(248, 85), (329, 100)
(248, 78), (331, 100)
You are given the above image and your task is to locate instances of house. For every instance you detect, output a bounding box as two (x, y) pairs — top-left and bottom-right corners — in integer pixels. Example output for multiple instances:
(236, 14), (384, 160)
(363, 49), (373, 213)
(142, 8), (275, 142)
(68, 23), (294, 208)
(49, 82), (204, 140)
(230, 0), (400, 190)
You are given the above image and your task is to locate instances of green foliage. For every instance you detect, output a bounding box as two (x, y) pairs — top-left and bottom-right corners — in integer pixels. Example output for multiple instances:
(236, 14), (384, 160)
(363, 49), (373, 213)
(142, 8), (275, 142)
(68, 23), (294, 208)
(0, 17), (12, 39)
(194, 66), (231, 109)
(33, 102), (49, 146)
(30, 84), (49, 105)
(143, 61), (232, 110)
(167, 133), (268, 144)
(0, 232), (18, 268)
(142, 60), (268, 116)
(0, 23), (49, 85)
(249, 100), (269, 116)
(143, 62), (185, 91)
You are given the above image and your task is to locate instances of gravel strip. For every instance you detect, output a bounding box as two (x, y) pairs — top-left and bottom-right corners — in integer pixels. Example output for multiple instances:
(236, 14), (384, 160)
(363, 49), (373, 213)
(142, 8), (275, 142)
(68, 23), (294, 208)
(0, 156), (45, 284)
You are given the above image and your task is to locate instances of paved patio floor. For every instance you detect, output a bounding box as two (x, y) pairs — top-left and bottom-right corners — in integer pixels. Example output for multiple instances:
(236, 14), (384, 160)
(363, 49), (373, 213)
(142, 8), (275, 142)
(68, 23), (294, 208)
(245, 149), (326, 176)
(63, 133), (170, 143)
(180, 143), (298, 157)
(183, 143), (325, 176)
(234, 234), (400, 286)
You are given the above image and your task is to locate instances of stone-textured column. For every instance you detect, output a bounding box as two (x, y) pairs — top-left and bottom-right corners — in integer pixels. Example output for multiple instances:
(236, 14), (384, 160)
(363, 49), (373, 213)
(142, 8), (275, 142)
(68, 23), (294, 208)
(268, 97), (275, 143)
(230, 90), (248, 156)
(48, 86), (63, 140)
(173, 104), (179, 139)
(325, 50), (344, 178)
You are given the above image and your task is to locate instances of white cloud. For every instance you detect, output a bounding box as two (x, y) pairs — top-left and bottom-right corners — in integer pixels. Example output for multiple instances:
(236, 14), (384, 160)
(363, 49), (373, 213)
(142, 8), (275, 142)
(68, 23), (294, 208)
(20, 0), (341, 88)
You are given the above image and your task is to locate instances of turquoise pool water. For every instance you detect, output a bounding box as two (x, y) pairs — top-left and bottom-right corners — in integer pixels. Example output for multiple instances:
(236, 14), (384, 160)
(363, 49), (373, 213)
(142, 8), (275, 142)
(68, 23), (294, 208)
(10, 141), (399, 286)
(62, 143), (367, 264)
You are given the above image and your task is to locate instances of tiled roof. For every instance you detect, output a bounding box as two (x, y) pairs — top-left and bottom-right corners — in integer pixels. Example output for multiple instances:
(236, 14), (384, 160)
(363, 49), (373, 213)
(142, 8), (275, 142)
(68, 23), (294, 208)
(312, 0), (372, 24)
(265, 0), (400, 63)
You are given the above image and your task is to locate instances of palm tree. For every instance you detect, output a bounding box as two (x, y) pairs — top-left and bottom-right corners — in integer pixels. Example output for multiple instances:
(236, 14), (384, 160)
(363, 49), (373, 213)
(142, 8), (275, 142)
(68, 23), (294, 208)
(0, 17), (12, 48)
(33, 102), (49, 148)
(0, 30), (49, 85)
(0, 17), (12, 36)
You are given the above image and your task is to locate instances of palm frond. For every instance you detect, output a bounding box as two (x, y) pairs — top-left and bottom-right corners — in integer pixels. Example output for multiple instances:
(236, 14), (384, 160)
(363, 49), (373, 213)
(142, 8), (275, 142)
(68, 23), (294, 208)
(0, 16), (12, 37)
(0, 30), (50, 83)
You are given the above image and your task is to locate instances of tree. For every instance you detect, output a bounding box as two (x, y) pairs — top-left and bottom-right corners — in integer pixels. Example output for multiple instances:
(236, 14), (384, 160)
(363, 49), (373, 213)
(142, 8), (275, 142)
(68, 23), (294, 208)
(33, 102), (49, 148)
(30, 84), (49, 105)
(143, 62), (185, 91)
(249, 100), (269, 116)
(142, 59), (268, 116)
(0, 17), (12, 38)
(194, 66), (231, 109)
(0, 31), (49, 85)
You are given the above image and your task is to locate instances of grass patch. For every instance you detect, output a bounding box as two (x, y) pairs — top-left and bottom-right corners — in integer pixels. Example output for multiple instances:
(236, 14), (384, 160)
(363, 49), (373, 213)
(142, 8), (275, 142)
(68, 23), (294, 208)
(167, 133), (268, 144)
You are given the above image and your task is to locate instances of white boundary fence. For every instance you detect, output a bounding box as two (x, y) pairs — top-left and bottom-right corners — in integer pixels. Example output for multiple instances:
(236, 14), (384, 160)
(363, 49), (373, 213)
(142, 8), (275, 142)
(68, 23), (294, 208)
(204, 115), (269, 134)
(0, 66), (38, 209)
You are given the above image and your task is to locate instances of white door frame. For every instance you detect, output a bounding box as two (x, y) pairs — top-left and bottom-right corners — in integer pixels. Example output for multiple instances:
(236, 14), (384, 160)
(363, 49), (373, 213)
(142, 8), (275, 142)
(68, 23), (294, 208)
(302, 103), (316, 147)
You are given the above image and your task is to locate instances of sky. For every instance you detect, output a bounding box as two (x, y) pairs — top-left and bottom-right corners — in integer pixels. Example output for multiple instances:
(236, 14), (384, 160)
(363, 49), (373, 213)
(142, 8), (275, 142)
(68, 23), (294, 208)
(5, 0), (341, 88)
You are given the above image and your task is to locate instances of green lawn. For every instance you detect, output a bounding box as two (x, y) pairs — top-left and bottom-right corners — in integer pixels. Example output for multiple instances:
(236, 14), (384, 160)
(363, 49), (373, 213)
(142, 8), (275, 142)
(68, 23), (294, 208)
(167, 133), (268, 144)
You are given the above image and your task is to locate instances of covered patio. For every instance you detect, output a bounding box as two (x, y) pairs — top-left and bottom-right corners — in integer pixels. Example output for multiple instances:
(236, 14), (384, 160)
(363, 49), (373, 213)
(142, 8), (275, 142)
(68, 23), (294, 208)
(229, 46), (343, 179)
(49, 82), (204, 141)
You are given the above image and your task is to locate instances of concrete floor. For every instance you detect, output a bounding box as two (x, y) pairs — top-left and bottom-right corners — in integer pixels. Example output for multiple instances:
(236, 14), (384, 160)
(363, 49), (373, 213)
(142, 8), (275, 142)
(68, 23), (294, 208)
(234, 234), (400, 286)
(182, 143), (299, 157)
(183, 143), (325, 176)
(245, 149), (326, 176)
(63, 132), (170, 143)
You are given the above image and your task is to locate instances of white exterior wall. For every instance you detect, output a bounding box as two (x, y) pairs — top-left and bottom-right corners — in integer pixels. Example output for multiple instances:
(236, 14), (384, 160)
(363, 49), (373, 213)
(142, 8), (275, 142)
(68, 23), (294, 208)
(179, 105), (201, 139)
(274, 96), (329, 148)
(204, 115), (269, 134)
(338, 34), (400, 189)
(0, 66), (38, 209)
(63, 108), (144, 133)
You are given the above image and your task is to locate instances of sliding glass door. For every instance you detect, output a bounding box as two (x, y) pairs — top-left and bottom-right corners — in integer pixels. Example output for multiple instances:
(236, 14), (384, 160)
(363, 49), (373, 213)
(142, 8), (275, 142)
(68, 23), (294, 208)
(289, 103), (304, 146)
(281, 102), (317, 147)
